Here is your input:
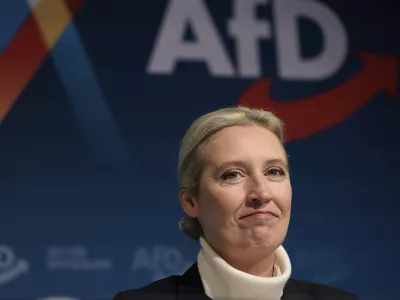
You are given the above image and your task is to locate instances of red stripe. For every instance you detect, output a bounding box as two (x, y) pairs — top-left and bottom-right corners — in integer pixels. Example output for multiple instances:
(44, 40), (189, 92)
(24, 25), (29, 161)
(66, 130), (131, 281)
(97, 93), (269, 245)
(64, 0), (85, 15)
(0, 14), (48, 120)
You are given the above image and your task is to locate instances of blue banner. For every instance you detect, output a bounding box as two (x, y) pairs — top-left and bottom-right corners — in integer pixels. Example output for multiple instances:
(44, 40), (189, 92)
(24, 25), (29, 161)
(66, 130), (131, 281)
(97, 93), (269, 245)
(0, 1), (398, 300)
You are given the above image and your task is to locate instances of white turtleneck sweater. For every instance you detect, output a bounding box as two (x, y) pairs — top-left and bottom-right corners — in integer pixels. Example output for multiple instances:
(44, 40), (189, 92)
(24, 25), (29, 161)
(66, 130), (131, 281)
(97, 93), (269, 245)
(197, 237), (292, 300)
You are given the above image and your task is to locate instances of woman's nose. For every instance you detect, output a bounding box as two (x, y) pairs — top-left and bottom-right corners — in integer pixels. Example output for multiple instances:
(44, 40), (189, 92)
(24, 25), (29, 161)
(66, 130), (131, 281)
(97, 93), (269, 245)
(245, 177), (272, 207)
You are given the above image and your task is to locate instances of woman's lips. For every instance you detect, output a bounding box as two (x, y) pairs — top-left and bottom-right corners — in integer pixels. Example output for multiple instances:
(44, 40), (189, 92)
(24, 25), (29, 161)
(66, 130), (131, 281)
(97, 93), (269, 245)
(241, 211), (277, 219)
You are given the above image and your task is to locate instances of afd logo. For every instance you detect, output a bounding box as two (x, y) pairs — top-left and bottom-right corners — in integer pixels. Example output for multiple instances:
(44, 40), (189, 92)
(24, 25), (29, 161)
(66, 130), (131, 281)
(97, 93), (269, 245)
(147, 0), (397, 142)
(0, 245), (29, 287)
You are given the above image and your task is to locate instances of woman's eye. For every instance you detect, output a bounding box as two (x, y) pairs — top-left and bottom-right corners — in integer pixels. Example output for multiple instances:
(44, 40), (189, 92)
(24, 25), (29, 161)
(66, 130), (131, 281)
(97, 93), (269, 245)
(267, 168), (284, 176)
(221, 171), (241, 180)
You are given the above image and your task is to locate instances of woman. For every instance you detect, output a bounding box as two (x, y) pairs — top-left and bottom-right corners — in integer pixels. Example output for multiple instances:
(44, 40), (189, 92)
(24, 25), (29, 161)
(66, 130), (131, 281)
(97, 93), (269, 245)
(114, 107), (358, 300)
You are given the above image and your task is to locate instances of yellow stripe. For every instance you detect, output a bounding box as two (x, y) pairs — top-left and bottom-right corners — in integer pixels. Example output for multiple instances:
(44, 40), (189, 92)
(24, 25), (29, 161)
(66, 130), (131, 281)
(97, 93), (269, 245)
(31, 0), (72, 48)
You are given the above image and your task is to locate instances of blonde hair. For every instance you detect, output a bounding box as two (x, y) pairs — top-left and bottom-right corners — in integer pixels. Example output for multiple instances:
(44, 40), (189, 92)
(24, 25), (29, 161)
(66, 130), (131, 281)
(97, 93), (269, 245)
(177, 106), (285, 240)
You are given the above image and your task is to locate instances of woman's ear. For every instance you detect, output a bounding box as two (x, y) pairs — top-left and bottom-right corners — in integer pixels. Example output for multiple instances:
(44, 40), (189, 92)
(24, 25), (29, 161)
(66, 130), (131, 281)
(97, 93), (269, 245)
(179, 190), (199, 218)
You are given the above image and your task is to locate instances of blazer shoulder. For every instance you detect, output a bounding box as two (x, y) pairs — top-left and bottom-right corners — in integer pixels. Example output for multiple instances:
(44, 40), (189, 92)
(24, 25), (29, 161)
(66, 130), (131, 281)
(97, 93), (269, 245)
(287, 278), (358, 299)
(113, 275), (180, 300)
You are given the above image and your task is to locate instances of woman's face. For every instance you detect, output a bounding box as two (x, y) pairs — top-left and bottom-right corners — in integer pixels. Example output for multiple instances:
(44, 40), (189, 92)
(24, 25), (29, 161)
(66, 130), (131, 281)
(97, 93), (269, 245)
(182, 124), (292, 257)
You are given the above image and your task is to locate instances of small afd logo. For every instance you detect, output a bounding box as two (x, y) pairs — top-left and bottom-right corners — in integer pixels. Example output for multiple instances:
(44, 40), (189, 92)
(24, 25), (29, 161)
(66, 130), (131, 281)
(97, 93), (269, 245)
(0, 245), (29, 287)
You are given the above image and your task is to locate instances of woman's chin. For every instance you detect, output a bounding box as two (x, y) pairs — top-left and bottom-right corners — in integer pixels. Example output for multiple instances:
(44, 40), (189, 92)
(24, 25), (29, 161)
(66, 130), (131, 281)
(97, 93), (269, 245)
(241, 228), (279, 248)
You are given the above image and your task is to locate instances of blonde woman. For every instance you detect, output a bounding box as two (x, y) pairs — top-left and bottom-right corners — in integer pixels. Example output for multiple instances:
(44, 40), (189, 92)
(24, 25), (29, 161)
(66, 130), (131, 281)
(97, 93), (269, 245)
(114, 107), (357, 300)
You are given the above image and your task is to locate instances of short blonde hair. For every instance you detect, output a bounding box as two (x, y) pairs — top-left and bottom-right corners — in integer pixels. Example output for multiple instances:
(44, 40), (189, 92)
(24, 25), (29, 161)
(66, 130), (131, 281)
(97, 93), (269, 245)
(178, 106), (285, 240)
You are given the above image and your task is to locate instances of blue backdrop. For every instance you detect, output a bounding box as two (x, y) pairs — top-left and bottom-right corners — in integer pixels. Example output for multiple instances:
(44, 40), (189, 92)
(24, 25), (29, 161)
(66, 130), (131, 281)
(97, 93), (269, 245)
(0, 1), (398, 300)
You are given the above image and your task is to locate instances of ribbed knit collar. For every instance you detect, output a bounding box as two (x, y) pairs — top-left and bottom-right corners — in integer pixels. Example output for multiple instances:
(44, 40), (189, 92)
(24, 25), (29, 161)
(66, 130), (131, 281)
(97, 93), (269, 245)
(197, 237), (291, 300)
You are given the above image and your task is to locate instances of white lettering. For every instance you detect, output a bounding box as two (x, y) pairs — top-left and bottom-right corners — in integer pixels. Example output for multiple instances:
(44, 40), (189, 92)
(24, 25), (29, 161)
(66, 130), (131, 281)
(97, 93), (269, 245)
(228, 0), (271, 78)
(274, 0), (347, 80)
(132, 247), (154, 271)
(162, 247), (183, 271)
(0, 246), (14, 269)
(147, 0), (235, 77)
(132, 246), (188, 272)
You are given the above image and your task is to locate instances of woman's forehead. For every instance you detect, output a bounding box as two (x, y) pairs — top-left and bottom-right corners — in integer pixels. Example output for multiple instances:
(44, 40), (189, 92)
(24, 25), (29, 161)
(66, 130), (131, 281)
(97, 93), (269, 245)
(202, 125), (286, 160)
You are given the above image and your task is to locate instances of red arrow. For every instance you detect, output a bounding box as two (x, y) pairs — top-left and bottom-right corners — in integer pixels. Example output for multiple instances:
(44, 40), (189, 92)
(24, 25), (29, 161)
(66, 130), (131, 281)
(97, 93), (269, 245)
(0, 0), (84, 121)
(238, 52), (397, 142)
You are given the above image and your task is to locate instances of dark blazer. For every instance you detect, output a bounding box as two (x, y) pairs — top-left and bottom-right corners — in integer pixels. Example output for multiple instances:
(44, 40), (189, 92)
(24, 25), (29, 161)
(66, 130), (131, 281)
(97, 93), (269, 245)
(114, 263), (358, 300)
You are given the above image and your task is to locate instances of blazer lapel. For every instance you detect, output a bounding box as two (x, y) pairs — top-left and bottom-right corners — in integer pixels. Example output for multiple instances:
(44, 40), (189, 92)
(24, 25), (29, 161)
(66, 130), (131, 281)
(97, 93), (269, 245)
(282, 279), (314, 300)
